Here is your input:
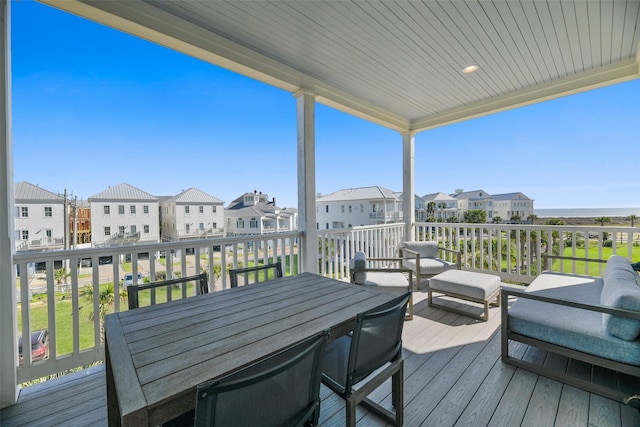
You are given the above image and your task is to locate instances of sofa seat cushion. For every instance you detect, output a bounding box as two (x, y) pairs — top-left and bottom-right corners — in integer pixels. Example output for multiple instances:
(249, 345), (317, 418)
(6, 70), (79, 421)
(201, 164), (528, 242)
(600, 255), (640, 340)
(402, 258), (456, 276)
(509, 272), (640, 366)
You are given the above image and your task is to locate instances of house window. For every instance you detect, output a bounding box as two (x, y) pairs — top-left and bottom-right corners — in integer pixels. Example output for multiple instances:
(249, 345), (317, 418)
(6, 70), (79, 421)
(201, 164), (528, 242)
(227, 218), (232, 227)
(185, 206), (190, 215)
(348, 205), (352, 213)
(103, 205), (110, 215)
(199, 223), (204, 230)
(325, 205), (329, 213)
(212, 206), (217, 213)
(250, 218), (258, 228)
(130, 225), (137, 234)
(185, 223), (190, 233)
(118, 205), (125, 215)
(143, 205), (149, 214)
(212, 222), (217, 229)
(236, 218), (245, 228)
(44, 207), (52, 217)
(130, 205), (136, 214)
(341, 205), (345, 213)
(119, 226), (126, 234)
(326, 223), (329, 229)
(21, 230), (29, 240)
(199, 206), (204, 214)
(144, 225), (149, 234)
(21, 207), (28, 217)
(104, 226), (111, 236)
(360, 204), (364, 213)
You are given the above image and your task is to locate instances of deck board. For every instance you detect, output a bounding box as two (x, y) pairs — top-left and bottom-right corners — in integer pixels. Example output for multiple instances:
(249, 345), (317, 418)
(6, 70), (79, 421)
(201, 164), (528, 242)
(2, 291), (638, 427)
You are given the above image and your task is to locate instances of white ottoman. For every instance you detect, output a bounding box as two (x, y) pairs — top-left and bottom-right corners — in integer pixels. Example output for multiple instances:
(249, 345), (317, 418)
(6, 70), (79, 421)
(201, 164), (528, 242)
(429, 270), (502, 321)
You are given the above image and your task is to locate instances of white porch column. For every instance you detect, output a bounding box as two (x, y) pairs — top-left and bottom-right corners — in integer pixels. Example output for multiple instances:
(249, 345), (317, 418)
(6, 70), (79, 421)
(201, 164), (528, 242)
(295, 89), (318, 273)
(0, 0), (18, 408)
(402, 131), (415, 242)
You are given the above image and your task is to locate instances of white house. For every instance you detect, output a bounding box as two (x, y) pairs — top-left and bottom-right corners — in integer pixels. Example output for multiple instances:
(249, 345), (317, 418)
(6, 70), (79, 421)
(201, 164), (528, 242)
(422, 192), (459, 221)
(159, 187), (225, 241)
(451, 189), (495, 221)
(225, 191), (297, 236)
(88, 183), (160, 246)
(492, 192), (535, 223)
(316, 186), (401, 230)
(14, 182), (66, 252)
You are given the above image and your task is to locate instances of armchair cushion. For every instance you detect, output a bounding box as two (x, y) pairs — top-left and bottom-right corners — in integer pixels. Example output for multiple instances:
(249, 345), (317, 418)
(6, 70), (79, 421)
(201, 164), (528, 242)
(401, 241), (439, 258)
(401, 258), (456, 276)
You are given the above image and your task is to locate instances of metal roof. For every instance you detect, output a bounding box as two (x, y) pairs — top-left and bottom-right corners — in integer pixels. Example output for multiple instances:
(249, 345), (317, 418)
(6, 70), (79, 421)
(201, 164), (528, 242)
(42, 0), (640, 133)
(89, 182), (158, 201)
(14, 182), (61, 202)
(317, 186), (398, 202)
(164, 187), (224, 205)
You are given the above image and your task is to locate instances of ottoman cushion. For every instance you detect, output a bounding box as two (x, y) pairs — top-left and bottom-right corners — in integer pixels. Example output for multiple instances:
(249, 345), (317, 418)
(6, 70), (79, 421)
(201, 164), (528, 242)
(430, 270), (501, 300)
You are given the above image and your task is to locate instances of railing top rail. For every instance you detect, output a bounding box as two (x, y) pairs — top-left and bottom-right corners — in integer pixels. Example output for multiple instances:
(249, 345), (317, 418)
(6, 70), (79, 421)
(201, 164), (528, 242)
(413, 221), (637, 233)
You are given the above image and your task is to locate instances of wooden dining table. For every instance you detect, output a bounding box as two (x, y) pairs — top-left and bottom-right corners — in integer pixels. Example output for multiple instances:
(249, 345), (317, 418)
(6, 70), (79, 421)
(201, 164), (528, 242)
(104, 272), (398, 426)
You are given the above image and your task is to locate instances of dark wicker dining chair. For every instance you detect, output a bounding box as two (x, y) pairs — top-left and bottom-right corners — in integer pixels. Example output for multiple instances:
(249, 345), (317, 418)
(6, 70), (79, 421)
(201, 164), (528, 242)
(193, 329), (329, 426)
(321, 292), (410, 427)
(229, 261), (283, 288)
(127, 273), (208, 310)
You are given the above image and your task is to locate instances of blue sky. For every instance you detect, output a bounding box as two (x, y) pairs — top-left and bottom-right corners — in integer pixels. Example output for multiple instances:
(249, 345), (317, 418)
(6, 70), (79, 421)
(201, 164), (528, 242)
(11, 1), (640, 210)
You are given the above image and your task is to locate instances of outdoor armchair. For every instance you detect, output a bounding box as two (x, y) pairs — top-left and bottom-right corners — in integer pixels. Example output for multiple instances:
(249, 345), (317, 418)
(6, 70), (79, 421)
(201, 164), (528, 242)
(399, 241), (461, 290)
(127, 273), (208, 310)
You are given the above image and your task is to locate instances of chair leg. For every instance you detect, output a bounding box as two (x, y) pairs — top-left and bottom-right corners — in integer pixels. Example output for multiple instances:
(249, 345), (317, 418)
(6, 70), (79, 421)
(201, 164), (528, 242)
(392, 360), (404, 426)
(346, 396), (357, 427)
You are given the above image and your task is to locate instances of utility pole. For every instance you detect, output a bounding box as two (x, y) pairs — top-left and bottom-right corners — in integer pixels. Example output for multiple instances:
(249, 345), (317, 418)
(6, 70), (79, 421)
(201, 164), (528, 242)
(73, 196), (78, 249)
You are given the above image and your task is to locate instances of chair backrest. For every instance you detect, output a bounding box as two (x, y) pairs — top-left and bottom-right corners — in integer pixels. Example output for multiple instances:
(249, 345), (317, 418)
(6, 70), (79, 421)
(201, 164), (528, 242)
(229, 261), (283, 288)
(401, 241), (439, 258)
(194, 329), (329, 427)
(127, 273), (208, 310)
(346, 292), (410, 390)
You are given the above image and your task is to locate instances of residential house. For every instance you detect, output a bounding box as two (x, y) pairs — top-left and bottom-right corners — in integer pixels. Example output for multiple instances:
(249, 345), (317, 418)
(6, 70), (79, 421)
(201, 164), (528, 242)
(68, 198), (91, 246)
(394, 192), (427, 222)
(225, 191), (297, 236)
(451, 189), (496, 221)
(316, 186), (401, 230)
(88, 183), (160, 246)
(14, 182), (65, 252)
(422, 192), (459, 221)
(492, 192), (535, 223)
(159, 187), (225, 241)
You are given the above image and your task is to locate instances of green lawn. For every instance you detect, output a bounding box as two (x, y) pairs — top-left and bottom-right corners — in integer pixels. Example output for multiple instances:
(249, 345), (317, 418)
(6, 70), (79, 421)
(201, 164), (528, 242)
(552, 245), (640, 276)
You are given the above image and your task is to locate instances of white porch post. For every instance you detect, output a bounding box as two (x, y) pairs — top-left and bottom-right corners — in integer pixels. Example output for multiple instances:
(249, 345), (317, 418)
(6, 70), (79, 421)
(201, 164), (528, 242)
(295, 89), (318, 273)
(0, 0), (18, 408)
(402, 131), (415, 242)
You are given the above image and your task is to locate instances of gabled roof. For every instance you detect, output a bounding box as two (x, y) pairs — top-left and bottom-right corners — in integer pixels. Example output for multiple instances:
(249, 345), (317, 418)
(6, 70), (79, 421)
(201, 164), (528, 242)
(226, 192), (271, 210)
(164, 188), (224, 204)
(89, 183), (158, 202)
(317, 186), (397, 202)
(422, 192), (457, 201)
(493, 192), (533, 201)
(451, 189), (492, 200)
(14, 182), (61, 203)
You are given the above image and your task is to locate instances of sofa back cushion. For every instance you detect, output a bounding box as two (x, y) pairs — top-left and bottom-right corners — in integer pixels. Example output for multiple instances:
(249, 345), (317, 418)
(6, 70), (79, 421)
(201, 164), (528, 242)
(402, 241), (439, 258)
(601, 255), (640, 341)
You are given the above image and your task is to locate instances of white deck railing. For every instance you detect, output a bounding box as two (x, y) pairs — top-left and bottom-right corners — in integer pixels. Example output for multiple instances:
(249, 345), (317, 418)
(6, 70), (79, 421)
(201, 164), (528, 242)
(13, 232), (301, 383)
(12, 222), (637, 384)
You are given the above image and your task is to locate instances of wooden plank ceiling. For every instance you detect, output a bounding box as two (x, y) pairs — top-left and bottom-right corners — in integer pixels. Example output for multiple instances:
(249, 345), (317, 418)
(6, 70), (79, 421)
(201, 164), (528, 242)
(41, 0), (640, 132)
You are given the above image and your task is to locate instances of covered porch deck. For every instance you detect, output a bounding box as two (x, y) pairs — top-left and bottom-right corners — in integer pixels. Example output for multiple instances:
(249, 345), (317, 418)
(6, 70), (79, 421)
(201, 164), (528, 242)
(3, 290), (637, 427)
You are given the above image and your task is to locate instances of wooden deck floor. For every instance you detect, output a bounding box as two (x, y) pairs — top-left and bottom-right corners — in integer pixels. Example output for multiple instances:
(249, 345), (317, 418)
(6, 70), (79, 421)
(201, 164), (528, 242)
(2, 291), (639, 427)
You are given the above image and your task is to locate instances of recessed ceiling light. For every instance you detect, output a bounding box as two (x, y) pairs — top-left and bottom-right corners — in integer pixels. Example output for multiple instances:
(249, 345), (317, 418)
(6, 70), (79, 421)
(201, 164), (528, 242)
(462, 64), (479, 73)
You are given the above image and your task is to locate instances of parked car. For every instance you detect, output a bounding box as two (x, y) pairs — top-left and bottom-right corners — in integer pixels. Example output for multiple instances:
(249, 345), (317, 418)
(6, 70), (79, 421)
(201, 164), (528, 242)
(18, 329), (49, 364)
(123, 273), (143, 286)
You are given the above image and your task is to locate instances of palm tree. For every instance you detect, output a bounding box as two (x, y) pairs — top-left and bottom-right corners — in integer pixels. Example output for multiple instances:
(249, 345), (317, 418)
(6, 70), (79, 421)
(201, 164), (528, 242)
(492, 216), (502, 224)
(510, 214), (522, 224)
(426, 201), (436, 218)
(595, 216), (611, 226)
(54, 267), (70, 285)
(628, 214), (638, 227)
(80, 283), (126, 344)
(527, 214), (538, 225)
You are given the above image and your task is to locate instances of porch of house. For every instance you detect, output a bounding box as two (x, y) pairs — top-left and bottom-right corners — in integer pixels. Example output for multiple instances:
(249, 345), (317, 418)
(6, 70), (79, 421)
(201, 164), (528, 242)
(3, 290), (638, 427)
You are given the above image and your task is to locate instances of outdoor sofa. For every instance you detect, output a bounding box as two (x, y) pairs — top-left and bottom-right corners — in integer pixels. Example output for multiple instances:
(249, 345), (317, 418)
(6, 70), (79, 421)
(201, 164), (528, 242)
(502, 254), (640, 405)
